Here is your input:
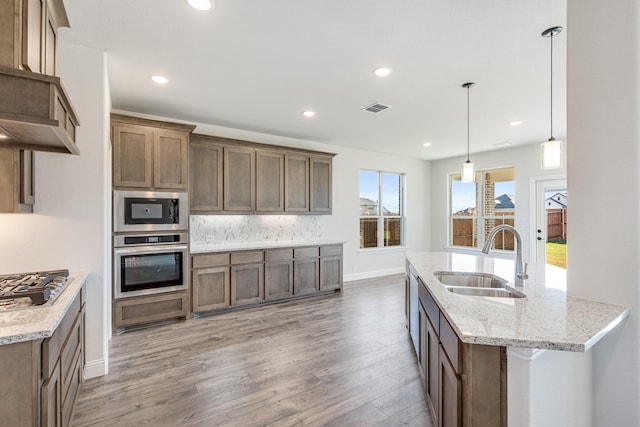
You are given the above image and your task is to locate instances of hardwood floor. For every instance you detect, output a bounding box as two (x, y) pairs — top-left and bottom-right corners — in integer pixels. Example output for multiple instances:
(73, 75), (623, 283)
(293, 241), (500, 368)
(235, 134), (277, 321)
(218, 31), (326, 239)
(73, 275), (432, 426)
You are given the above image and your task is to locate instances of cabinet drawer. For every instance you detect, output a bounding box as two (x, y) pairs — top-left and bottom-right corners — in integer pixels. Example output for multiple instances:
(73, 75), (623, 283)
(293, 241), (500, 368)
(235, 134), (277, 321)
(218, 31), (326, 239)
(439, 312), (462, 373)
(418, 278), (440, 333)
(265, 248), (293, 261)
(42, 291), (81, 379)
(231, 251), (263, 264)
(114, 292), (189, 329)
(320, 244), (342, 257)
(294, 247), (319, 259)
(192, 253), (230, 268)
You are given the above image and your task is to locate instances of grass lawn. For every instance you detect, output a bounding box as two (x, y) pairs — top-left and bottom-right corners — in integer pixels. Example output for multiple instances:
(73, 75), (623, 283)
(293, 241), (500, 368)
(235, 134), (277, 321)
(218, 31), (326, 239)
(546, 242), (567, 269)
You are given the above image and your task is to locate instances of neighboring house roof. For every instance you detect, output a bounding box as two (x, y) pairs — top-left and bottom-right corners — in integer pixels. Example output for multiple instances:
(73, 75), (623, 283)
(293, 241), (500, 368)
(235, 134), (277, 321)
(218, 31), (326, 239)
(495, 194), (515, 210)
(359, 197), (391, 215)
(546, 192), (568, 209)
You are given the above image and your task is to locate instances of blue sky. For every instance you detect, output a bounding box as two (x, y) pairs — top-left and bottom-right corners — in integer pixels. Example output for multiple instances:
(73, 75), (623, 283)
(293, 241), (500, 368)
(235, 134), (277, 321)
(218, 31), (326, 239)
(451, 180), (515, 213)
(359, 171), (401, 214)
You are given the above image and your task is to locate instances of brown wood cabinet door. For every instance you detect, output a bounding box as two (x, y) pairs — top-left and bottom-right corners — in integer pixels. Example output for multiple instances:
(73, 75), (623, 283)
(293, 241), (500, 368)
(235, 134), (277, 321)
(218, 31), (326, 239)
(43, 5), (57, 75)
(418, 304), (427, 383)
(256, 150), (284, 212)
(439, 345), (462, 427)
(284, 154), (309, 212)
(230, 263), (264, 305)
(294, 258), (319, 295)
(264, 261), (293, 300)
(21, 0), (44, 73)
(224, 146), (255, 211)
(41, 361), (61, 427)
(190, 141), (223, 212)
(320, 256), (342, 291)
(192, 266), (230, 312)
(310, 157), (332, 213)
(426, 317), (440, 426)
(154, 129), (189, 190)
(112, 123), (153, 188)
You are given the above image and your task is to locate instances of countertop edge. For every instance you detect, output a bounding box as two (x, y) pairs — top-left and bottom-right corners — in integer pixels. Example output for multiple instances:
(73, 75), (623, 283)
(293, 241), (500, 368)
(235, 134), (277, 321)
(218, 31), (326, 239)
(0, 271), (88, 345)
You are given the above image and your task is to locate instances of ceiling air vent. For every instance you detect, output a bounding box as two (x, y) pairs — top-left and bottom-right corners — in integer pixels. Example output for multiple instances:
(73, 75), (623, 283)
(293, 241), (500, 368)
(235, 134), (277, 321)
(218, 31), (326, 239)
(362, 102), (391, 113)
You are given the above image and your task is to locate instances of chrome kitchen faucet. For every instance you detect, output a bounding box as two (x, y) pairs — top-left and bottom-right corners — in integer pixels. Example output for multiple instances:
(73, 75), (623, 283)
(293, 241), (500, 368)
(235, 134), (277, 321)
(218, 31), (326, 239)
(482, 224), (528, 286)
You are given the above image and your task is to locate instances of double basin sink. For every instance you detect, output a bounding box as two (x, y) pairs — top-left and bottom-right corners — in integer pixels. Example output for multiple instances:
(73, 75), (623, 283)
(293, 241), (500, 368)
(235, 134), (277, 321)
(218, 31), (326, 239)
(433, 271), (526, 299)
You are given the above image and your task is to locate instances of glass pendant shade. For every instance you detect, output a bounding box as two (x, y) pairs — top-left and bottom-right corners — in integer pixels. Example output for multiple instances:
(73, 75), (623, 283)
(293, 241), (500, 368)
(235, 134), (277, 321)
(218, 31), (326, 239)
(462, 160), (474, 183)
(541, 138), (563, 169)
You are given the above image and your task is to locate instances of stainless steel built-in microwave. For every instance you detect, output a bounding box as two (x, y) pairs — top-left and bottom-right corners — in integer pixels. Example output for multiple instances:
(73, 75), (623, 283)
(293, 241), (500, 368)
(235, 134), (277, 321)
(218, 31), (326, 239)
(114, 190), (188, 233)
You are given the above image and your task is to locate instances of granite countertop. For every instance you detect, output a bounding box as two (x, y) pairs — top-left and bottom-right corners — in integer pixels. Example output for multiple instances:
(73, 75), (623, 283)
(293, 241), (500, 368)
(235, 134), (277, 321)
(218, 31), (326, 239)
(191, 239), (345, 254)
(405, 251), (629, 352)
(0, 271), (88, 345)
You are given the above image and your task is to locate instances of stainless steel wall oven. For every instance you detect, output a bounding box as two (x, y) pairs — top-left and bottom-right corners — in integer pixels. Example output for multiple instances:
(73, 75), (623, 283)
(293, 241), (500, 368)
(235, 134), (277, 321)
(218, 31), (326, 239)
(113, 232), (189, 299)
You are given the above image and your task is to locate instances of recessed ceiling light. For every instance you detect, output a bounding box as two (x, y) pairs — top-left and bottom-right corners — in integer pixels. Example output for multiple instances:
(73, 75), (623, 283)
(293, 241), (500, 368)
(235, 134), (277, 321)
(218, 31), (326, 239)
(373, 67), (393, 77)
(423, 142), (432, 147)
(187, 0), (214, 11)
(0, 134), (9, 140)
(302, 110), (316, 118)
(509, 120), (522, 126)
(151, 75), (169, 85)
(494, 141), (512, 147)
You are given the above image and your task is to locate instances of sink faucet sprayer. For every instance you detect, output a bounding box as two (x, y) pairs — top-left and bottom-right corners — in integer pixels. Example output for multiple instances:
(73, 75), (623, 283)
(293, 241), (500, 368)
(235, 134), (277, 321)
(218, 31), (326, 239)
(482, 224), (528, 286)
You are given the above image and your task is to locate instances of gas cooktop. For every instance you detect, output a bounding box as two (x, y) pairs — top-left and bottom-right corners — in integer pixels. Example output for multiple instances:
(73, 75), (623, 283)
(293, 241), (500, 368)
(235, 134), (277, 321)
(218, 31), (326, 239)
(0, 269), (73, 310)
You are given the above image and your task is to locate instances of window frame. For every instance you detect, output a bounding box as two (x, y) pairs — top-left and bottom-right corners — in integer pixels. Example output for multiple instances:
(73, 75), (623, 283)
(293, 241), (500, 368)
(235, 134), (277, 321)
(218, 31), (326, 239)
(359, 169), (406, 250)
(448, 167), (516, 252)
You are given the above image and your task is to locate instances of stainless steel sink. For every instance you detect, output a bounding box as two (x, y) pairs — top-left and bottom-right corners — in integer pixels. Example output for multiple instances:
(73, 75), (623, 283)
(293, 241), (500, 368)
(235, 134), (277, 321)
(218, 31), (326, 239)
(445, 286), (526, 298)
(433, 271), (508, 289)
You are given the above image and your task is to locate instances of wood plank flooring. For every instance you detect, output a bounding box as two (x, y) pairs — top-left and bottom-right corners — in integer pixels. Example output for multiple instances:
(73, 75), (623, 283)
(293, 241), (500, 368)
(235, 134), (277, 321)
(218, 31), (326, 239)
(73, 275), (433, 427)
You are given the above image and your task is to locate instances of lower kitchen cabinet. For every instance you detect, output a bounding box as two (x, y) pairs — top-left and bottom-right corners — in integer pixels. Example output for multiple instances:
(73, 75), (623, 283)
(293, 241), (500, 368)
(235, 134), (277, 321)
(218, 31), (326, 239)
(0, 284), (85, 427)
(319, 244), (342, 291)
(264, 249), (294, 301)
(414, 276), (506, 427)
(192, 252), (230, 313)
(191, 243), (343, 315)
(294, 247), (320, 295)
(113, 291), (189, 330)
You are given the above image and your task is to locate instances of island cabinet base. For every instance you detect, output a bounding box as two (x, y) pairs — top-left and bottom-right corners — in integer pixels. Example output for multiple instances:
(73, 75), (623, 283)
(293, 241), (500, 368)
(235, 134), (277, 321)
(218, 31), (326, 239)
(415, 274), (507, 427)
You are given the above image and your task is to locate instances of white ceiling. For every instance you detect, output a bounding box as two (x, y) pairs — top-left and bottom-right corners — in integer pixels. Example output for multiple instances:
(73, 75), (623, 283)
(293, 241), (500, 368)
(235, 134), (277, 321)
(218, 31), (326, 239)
(60, 0), (567, 160)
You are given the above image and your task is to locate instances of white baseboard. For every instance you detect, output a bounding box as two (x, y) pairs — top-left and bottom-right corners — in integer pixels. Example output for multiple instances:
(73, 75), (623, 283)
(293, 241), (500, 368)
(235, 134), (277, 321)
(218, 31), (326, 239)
(344, 267), (405, 282)
(83, 358), (108, 379)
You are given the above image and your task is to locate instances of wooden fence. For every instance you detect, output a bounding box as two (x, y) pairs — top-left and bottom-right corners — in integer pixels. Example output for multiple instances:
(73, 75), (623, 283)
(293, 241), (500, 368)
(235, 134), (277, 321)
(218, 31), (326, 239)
(547, 208), (568, 242)
(452, 216), (514, 250)
(360, 217), (402, 248)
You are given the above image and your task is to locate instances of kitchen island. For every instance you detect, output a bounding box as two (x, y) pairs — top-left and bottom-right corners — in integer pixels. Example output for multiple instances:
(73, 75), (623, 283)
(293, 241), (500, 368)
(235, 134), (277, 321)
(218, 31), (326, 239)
(0, 271), (88, 427)
(404, 251), (629, 427)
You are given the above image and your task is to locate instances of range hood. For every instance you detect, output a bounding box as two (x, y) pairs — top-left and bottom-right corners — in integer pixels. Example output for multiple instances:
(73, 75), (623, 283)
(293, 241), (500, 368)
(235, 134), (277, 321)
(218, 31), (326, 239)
(0, 66), (80, 155)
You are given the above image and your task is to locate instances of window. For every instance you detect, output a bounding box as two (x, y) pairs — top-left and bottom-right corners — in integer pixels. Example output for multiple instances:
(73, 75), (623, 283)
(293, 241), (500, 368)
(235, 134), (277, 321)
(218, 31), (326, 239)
(450, 167), (515, 251)
(359, 170), (405, 249)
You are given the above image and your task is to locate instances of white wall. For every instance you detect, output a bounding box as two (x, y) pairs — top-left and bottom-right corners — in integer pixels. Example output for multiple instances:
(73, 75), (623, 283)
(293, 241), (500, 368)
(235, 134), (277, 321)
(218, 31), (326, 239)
(430, 143), (565, 260)
(0, 41), (111, 378)
(567, 1), (640, 425)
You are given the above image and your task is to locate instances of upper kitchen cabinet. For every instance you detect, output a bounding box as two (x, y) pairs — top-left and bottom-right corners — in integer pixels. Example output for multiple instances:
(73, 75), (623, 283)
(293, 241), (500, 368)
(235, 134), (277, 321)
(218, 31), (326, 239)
(310, 156), (332, 213)
(284, 154), (309, 212)
(256, 149), (284, 213)
(188, 133), (335, 215)
(224, 146), (256, 212)
(0, 148), (35, 213)
(190, 137), (223, 212)
(111, 114), (195, 191)
(0, 0), (81, 155)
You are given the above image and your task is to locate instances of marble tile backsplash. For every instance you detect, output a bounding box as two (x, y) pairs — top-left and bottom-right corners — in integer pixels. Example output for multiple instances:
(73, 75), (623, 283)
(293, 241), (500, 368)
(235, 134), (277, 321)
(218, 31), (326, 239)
(190, 215), (324, 245)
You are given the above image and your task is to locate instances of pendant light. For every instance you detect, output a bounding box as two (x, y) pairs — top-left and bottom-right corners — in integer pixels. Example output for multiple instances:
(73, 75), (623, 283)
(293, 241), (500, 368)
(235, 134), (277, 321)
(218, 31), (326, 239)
(461, 82), (475, 183)
(541, 26), (563, 169)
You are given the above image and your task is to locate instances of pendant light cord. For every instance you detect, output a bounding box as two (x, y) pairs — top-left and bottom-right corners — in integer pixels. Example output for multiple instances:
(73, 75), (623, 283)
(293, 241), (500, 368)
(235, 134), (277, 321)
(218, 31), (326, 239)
(550, 31), (554, 140)
(466, 84), (470, 161)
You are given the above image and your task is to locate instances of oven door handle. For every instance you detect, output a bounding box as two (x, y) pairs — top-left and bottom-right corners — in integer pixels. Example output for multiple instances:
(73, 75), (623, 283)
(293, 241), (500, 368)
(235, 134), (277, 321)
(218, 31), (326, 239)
(114, 244), (189, 255)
